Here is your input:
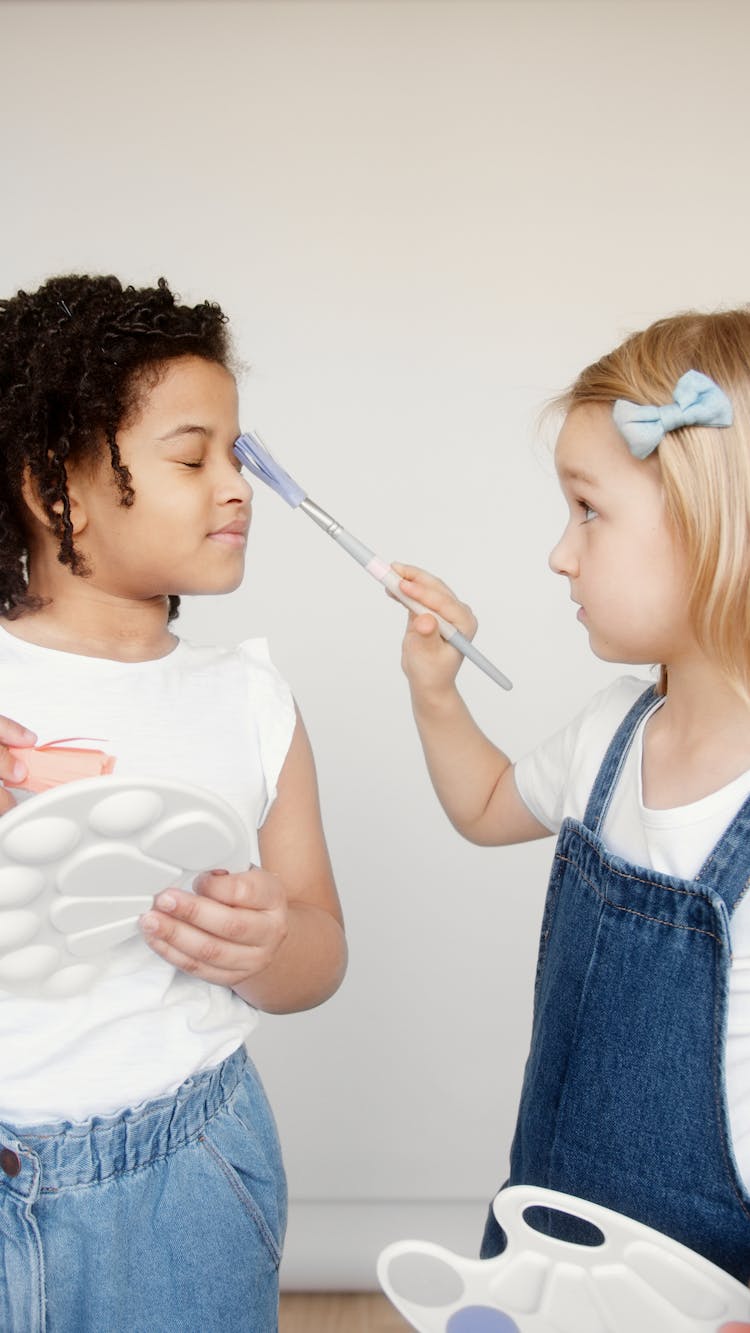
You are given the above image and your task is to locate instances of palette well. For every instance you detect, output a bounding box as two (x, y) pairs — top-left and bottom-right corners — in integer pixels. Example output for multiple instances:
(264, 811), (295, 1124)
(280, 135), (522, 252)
(0, 775), (250, 997)
(378, 1186), (750, 1333)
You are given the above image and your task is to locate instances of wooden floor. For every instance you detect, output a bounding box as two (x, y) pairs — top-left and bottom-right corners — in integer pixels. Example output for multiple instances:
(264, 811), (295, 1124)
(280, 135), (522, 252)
(279, 1293), (409, 1331)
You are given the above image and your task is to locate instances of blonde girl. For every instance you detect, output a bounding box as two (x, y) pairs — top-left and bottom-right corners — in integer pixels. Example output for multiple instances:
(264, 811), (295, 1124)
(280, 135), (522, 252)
(395, 309), (750, 1282)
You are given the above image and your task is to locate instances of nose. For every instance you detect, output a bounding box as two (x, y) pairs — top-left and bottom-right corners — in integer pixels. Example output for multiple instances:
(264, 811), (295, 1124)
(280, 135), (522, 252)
(549, 522), (577, 577)
(220, 458), (253, 504)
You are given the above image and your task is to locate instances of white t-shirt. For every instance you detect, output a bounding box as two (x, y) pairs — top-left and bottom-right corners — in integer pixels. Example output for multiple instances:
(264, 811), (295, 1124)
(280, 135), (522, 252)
(0, 627), (296, 1125)
(515, 675), (750, 1191)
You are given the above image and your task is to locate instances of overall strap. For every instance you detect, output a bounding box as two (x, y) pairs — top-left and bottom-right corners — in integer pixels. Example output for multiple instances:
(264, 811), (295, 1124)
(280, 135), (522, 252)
(694, 791), (750, 912)
(582, 683), (750, 914)
(582, 685), (660, 836)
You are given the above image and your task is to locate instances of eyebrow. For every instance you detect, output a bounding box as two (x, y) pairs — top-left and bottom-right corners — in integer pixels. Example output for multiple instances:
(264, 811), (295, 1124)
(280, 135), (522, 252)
(156, 424), (210, 442)
(557, 464), (600, 489)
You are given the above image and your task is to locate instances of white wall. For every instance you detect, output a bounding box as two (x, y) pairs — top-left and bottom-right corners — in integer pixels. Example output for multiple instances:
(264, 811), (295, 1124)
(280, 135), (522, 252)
(2, 0), (750, 1289)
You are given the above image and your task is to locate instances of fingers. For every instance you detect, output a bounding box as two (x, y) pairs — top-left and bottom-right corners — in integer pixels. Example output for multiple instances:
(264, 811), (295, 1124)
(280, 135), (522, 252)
(390, 564), (478, 695)
(0, 716), (37, 748)
(0, 716), (37, 814)
(139, 867), (288, 985)
(391, 562), (453, 596)
(193, 866), (281, 909)
(391, 563), (477, 639)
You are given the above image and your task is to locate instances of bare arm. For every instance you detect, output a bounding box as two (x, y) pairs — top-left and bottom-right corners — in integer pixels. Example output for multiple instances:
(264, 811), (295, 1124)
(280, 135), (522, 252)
(235, 707), (346, 1012)
(140, 707), (347, 1013)
(394, 563), (550, 847)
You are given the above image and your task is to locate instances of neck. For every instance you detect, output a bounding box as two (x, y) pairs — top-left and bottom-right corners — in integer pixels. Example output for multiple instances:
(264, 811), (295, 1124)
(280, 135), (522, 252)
(8, 533), (179, 662)
(659, 655), (749, 735)
(3, 588), (176, 662)
(641, 653), (750, 806)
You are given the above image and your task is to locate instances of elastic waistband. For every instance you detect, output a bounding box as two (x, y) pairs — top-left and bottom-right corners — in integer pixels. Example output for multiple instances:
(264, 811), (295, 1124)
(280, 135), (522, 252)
(0, 1045), (248, 1194)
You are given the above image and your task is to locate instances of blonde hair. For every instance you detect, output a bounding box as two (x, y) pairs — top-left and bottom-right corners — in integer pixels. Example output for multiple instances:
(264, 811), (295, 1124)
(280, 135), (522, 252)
(560, 309), (750, 699)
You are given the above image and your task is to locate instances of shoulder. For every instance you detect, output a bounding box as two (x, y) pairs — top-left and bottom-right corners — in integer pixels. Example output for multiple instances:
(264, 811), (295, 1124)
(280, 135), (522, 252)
(177, 633), (296, 724)
(515, 675), (652, 831)
(237, 639), (297, 820)
(573, 675), (653, 745)
(173, 636), (291, 689)
(524, 674), (652, 768)
(236, 638), (295, 712)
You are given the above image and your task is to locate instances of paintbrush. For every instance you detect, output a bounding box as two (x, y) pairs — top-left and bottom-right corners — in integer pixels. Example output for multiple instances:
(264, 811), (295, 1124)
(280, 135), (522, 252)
(233, 430), (512, 690)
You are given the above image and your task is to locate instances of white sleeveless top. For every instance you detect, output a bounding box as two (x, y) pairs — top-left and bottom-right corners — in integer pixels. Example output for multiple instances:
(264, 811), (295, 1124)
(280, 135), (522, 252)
(0, 628), (295, 1125)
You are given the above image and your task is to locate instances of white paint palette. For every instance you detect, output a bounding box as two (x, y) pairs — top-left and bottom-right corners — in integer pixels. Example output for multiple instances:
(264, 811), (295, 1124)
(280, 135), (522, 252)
(378, 1186), (750, 1333)
(0, 776), (250, 997)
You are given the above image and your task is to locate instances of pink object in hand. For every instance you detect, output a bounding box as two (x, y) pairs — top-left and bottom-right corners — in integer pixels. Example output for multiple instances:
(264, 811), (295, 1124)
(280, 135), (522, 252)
(8, 739), (117, 792)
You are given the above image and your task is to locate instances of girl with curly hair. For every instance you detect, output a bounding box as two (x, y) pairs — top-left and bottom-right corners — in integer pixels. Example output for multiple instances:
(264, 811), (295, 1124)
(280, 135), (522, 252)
(0, 273), (346, 1332)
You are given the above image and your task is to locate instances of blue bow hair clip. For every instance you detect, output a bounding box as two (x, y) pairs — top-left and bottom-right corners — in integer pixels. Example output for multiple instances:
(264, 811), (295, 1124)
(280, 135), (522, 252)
(612, 369), (733, 460)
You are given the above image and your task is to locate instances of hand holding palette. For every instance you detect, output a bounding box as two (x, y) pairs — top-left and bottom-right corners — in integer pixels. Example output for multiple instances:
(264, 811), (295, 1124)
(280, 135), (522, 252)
(0, 775), (250, 997)
(378, 1186), (750, 1332)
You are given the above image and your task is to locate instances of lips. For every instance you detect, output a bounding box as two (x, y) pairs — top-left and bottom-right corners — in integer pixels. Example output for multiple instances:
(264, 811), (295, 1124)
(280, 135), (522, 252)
(208, 519), (249, 545)
(212, 517), (248, 534)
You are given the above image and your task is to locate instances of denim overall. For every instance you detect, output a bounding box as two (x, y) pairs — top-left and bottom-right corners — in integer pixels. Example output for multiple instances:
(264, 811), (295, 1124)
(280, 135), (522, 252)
(482, 685), (750, 1283)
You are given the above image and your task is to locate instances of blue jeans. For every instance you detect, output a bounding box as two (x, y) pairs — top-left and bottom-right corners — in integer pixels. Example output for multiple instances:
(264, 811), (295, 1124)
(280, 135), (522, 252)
(0, 1045), (286, 1332)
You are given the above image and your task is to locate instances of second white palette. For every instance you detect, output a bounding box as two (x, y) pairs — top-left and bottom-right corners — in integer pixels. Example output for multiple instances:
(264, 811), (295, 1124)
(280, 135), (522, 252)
(378, 1186), (750, 1333)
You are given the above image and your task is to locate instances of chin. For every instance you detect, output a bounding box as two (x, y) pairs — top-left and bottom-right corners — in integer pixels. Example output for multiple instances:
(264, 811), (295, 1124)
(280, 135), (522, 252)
(591, 639), (651, 667)
(180, 561), (247, 596)
(186, 578), (245, 596)
(589, 636), (627, 664)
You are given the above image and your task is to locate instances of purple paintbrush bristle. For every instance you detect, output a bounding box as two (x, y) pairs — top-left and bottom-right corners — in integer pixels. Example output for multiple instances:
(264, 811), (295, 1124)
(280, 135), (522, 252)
(233, 431), (307, 508)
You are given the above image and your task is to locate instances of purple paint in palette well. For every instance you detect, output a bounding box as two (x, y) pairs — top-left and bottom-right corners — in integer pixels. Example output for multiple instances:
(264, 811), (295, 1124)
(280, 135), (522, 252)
(386, 1253), (520, 1332)
(446, 1309), (520, 1333)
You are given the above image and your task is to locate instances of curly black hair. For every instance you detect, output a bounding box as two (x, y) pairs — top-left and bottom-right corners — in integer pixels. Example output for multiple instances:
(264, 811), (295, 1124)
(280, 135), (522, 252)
(0, 273), (232, 622)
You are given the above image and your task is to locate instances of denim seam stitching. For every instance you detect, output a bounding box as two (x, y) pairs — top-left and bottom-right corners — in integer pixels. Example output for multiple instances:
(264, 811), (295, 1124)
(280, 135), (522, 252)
(533, 859), (564, 1000)
(568, 829), (708, 900)
(547, 905), (609, 1187)
(711, 949), (750, 1224)
(199, 1134), (281, 1268)
(556, 855), (725, 945)
(585, 687), (661, 833)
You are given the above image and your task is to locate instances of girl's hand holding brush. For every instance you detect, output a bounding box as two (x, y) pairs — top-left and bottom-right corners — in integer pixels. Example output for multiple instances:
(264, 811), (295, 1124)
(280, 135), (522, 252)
(391, 562), (479, 698)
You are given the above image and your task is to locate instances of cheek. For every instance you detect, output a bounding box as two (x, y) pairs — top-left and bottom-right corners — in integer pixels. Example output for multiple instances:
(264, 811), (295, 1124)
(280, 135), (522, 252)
(131, 489), (198, 537)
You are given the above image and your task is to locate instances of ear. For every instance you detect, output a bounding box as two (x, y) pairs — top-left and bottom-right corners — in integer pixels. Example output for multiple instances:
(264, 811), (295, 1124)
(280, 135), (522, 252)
(20, 465), (88, 537)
